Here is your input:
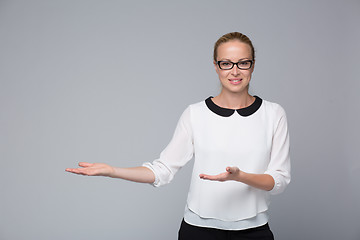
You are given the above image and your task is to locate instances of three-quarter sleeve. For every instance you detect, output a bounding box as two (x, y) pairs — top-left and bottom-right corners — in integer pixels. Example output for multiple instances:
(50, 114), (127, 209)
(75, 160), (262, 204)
(264, 106), (291, 195)
(143, 106), (194, 187)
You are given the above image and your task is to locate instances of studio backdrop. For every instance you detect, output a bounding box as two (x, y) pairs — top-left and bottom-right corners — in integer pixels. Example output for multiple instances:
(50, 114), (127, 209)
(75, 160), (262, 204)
(0, 1), (359, 240)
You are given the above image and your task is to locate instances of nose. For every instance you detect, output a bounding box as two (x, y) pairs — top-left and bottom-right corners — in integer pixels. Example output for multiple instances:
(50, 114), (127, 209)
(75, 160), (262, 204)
(231, 65), (240, 75)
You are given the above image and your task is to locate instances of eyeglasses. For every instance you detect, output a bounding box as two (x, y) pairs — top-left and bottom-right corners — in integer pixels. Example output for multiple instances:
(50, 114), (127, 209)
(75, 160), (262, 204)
(216, 60), (253, 70)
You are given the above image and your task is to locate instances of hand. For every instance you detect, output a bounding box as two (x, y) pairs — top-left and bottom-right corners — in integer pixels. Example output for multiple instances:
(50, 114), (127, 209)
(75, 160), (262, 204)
(65, 162), (114, 177)
(199, 166), (240, 182)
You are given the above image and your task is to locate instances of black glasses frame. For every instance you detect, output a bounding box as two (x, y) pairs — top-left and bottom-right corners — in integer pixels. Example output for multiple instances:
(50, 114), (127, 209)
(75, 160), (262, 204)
(217, 60), (254, 70)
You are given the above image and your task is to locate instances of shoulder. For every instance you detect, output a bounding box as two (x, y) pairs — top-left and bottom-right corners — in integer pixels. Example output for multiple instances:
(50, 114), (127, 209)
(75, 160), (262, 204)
(259, 98), (289, 133)
(182, 98), (208, 115)
(178, 98), (207, 121)
(189, 98), (207, 110)
(261, 98), (287, 118)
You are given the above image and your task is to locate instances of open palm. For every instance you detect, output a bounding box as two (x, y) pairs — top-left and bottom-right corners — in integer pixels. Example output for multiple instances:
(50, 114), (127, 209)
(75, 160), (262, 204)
(199, 166), (240, 182)
(65, 162), (114, 176)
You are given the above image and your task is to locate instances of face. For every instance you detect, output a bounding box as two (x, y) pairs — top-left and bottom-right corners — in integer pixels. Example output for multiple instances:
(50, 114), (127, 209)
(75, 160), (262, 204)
(214, 40), (254, 95)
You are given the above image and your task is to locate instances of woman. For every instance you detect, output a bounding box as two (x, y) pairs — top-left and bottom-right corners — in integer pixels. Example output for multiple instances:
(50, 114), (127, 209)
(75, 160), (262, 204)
(66, 32), (291, 240)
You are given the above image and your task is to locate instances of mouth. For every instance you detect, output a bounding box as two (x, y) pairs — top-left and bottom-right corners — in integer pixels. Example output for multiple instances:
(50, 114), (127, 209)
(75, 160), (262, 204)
(229, 78), (242, 85)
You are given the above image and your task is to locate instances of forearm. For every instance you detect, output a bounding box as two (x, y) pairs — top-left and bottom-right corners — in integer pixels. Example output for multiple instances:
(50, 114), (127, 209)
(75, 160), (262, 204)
(66, 163), (156, 184)
(237, 172), (275, 191)
(109, 166), (155, 184)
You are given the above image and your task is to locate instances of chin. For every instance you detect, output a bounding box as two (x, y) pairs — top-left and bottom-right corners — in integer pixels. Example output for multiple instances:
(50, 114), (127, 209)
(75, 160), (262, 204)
(222, 85), (249, 94)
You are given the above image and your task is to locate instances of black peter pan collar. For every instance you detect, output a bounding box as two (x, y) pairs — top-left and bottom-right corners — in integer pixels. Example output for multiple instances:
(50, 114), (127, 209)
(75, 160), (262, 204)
(205, 96), (262, 117)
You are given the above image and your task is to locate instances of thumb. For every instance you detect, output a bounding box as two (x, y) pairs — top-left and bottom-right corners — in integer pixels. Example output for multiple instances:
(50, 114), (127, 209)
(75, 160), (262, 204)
(226, 166), (237, 174)
(78, 162), (93, 167)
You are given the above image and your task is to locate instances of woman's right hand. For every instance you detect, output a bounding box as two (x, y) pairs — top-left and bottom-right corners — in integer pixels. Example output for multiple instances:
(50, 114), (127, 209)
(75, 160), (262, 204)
(66, 163), (155, 183)
(65, 162), (115, 177)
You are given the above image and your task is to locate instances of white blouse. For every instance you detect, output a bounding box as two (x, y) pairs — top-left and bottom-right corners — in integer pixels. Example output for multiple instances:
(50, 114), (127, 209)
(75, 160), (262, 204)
(143, 96), (290, 230)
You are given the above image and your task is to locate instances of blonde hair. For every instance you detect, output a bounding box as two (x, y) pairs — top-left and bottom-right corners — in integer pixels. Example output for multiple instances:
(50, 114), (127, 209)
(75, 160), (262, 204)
(213, 32), (255, 62)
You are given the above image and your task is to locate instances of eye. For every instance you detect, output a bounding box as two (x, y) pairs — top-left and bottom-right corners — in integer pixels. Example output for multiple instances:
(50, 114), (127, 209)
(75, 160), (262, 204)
(221, 62), (231, 66)
(219, 61), (232, 68)
(218, 61), (235, 69)
(239, 60), (250, 66)
(237, 60), (252, 69)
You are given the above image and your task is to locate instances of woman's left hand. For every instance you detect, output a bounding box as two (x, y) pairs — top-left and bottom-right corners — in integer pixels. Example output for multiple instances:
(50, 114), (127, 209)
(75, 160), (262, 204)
(200, 167), (275, 191)
(199, 166), (240, 182)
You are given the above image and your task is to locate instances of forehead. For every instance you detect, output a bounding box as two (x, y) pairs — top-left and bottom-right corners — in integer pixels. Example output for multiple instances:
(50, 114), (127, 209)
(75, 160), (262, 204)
(217, 40), (252, 60)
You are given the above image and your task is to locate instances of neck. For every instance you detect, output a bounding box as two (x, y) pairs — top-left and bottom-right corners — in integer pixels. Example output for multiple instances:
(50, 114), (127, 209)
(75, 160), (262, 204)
(213, 90), (254, 109)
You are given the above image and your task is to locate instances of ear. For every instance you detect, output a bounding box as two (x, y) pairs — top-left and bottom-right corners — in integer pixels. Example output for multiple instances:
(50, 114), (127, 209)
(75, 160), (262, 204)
(250, 60), (255, 73)
(213, 60), (219, 74)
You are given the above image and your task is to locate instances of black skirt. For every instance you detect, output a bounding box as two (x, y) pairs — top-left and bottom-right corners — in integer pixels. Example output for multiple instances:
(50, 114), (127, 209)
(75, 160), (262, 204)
(178, 218), (274, 240)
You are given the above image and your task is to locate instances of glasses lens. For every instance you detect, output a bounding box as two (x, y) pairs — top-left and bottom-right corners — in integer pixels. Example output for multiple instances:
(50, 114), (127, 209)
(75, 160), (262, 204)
(237, 60), (252, 69)
(219, 61), (233, 70)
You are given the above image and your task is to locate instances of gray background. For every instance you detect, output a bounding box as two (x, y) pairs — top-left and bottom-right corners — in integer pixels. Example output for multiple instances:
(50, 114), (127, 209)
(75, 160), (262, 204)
(1, 0), (359, 239)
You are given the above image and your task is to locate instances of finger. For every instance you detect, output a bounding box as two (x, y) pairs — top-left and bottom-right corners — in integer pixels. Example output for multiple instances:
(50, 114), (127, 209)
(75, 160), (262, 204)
(199, 174), (210, 179)
(66, 168), (88, 175)
(78, 162), (93, 168)
(226, 167), (235, 173)
(65, 168), (80, 174)
(226, 166), (238, 174)
(65, 168), (77, 172)
(199, 174), (220, 181)
(199, 174), (214, 178)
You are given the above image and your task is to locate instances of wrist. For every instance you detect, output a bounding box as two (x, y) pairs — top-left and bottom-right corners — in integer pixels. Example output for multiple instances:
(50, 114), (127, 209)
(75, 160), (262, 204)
(106, 166), (117, 178)
(236, 169), (246, 182)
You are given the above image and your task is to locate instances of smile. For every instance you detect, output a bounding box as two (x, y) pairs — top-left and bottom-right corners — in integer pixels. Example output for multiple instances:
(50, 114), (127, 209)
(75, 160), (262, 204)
(229, 78), (242, 85)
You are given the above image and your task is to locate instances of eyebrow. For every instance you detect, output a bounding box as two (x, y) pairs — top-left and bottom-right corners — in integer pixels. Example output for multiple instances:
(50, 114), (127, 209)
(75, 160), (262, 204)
(218, 58), (252, 62)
